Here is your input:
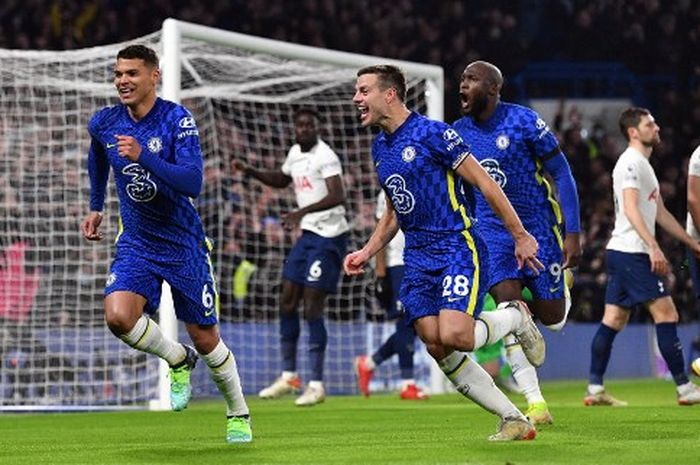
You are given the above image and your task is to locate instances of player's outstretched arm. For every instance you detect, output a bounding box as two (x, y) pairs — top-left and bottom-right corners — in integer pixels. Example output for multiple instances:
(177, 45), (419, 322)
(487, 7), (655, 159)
(455, 155), (543, 273)
(84, 135), (109, 242)
(344, 195), (399, 276)
(688, 147), (700, 238)
(543, 153), (582, 268)
(688, 164), (700, 236)
(232, 159), (292, 188)
(656, 192), (700, 259)
(281, 174), (345, 230)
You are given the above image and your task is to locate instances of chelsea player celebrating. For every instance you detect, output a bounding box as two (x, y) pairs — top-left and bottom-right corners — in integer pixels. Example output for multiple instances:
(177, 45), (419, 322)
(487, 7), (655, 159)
(345, 65), (544, 441)
(453, 61), (581, 425)
(80, 45), (251, 443)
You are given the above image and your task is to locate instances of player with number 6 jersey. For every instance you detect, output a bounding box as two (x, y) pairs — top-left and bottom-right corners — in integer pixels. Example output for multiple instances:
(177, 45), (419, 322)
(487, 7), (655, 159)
(81, 44), (252, 444)
(233, 108), (349, 407)
(87, 59), (215, 327)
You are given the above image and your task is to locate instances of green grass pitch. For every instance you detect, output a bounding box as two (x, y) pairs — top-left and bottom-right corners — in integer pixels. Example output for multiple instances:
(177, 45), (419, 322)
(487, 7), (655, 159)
(1, 379), (699, 465)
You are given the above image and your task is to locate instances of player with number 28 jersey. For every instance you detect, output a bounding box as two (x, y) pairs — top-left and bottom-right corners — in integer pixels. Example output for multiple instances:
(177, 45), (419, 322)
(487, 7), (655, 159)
(372, 111), (487, 323)
(346, 65), (544, 442)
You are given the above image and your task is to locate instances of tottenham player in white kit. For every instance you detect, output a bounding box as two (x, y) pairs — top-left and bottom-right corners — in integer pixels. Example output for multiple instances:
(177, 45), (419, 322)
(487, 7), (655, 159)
(585, 107), (700, 406)
(233, 108), (348, 406)
(686, 145), (700, 299)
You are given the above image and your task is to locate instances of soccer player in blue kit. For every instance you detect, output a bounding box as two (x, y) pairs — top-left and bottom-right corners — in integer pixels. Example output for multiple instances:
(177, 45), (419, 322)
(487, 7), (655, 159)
(345, 65), (545, 441)
(453, 61), (582, 425)
(80, 45), (251, 443)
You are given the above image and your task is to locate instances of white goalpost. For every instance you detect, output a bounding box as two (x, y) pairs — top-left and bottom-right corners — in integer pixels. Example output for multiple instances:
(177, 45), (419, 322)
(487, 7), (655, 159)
(0, 18), (445, 412)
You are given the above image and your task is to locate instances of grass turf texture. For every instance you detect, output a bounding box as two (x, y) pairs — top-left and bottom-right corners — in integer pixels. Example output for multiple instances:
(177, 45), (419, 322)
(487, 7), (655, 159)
(1, 379), (699, 465)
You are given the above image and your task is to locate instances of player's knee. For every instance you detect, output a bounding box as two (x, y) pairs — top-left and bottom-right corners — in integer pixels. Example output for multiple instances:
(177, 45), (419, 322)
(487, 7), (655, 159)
(186, 325), (219, 354)
(601, 306), (629, 330)
(279, 300), (297, 315)
(534, 301), (566, 327)
(104, 308), (136, 336)
(416, 331), (442, 359)
(544, 316), (567, 332)
(440, 330), (475, 352)
(424, 342), (447, 361)
(302, 305), (324, 321)
(545, 293), (573, 332)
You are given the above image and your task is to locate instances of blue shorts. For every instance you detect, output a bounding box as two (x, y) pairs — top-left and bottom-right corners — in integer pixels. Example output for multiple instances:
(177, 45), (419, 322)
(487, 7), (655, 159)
(105, 249), (218, 325)
(478, 224), (565, 300)
(282, 230), (348, 293)
(687, 248), (700, 299)
(605, 250), (669, 308)
(385, 265), (405, 320)
(400, 231), (487, 325)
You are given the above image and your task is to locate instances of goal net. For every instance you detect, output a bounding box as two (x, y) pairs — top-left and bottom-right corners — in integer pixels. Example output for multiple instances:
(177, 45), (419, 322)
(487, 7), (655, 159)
(0, 19), (443, 411)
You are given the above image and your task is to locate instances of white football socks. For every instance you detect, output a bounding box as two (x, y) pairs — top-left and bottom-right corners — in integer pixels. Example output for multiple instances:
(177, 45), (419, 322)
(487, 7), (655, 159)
(504, 334), (544, 404)
(200, 339), (249, 417)
(119, 315), (186, 366)
(439, 351), (523, 419)
(474, 303), (522, 349)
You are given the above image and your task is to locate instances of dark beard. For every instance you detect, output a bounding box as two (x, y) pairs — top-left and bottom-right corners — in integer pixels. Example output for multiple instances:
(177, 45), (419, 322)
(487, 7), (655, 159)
(463, 94), (488, 118)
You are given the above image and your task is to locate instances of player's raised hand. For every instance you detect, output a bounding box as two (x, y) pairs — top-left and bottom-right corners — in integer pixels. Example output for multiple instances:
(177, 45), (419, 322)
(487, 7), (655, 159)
(81, 211), (103, 241)
(116, 135), (141, 162)
(514, 231), (544, 274)
(562, 232), (582, 269)
(231, 159), (248, 175)
(343, 249), (370, 276)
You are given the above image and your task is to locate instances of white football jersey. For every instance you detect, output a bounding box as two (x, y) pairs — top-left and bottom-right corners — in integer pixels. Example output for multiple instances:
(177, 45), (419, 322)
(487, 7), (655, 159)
(281, 138), (349, 238)
(686, 145), (700, 240)
(376, 190), (405, 267)
(607, 146), (659, 254)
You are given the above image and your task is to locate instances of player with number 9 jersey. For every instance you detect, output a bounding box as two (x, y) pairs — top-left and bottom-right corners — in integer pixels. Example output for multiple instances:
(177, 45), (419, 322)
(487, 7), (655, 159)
(453, 62), (581, 305)
(453, 101), (568, 301)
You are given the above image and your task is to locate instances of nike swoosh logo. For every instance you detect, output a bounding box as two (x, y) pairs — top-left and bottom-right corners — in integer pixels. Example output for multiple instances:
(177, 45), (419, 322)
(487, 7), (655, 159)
(106, 143), (116, 148)
(447, 297), (461, 303)
(204, 309), (215, 317)
(549, 286), (561, 293)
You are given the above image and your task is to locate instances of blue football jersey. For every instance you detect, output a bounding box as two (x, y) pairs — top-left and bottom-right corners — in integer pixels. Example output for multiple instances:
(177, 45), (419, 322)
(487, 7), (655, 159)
(372, 112), (476, 251)
(453, 102), (562, 235)
(88, 97), (207, 262)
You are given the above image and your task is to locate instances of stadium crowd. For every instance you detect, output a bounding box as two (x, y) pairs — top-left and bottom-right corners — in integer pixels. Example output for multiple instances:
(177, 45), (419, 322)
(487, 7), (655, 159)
(2, 0), (700, 324)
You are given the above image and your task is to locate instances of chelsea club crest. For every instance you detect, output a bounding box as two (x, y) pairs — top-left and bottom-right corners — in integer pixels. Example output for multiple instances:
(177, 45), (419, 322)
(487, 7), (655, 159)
(496, 134), (510, 150)
(401, 146), (416, 162)
(147, 137), (163, 153)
